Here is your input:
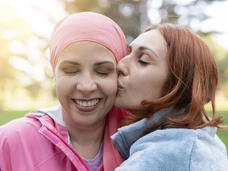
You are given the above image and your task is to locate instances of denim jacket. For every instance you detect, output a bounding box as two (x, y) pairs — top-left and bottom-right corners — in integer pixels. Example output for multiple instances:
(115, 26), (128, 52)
(111, 109), (228, 171)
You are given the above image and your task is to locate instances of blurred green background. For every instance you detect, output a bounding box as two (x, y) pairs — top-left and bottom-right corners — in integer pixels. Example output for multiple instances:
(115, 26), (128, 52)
(0, 109), (227, 153)
(0, 0), (227, 152)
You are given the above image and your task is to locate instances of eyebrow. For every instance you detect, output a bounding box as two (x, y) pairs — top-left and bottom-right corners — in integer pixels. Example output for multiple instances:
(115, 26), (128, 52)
(60, 60), (114, 66)
(60, 61), (80, 66)
(95, 61), (115, 66)
(129, 45), (159, 59)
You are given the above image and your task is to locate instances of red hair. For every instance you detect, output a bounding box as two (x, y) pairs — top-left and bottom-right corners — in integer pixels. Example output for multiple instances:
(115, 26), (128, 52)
(126, 23), (225, 130)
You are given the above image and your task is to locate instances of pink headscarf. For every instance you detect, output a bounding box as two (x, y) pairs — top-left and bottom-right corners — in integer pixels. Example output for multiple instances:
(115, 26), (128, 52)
(49, 12), (126, 70)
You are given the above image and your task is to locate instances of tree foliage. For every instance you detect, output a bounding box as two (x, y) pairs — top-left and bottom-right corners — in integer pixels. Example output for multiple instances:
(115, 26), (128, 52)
(63, 0), (228, 96)
(64, 0), (226, 41)
(0, 0), (228, 109)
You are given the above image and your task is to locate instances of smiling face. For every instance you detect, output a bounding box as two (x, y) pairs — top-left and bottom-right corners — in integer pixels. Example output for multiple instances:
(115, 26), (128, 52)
(115, 29), (168, 111)
(54, 41), (117, 128)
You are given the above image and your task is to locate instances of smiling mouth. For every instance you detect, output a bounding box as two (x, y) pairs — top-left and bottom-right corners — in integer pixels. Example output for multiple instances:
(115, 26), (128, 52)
(72, 98), (100, 107)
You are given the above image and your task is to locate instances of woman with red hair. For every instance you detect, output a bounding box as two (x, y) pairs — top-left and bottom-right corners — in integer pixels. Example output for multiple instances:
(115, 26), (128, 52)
(112, 23), (228, 170)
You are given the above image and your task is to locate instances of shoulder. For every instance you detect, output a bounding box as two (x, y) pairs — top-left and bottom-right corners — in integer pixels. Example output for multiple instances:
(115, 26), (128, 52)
(0, 116), (38, 134)
(0, 114), (46, 147)
(189, 127), (228, 171)
(117, 128), (228, 171)
(0, 116), (42, 164)
(132, 127), (225, 148)
(126, 128), (196, 171)
(131, 128), (197, 154)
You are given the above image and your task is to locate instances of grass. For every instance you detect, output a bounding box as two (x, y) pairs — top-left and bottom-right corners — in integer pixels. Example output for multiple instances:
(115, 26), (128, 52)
(0, 110), (30, 125)
(216, 110), (228, 150)
(0, 109), (228, 153)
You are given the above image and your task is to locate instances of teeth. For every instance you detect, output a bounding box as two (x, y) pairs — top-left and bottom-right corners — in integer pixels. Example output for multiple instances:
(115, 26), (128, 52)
(74, 99), (99, 107)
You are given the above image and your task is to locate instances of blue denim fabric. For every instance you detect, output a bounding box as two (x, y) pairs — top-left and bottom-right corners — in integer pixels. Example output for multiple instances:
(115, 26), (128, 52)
(111, 109), (228, 171)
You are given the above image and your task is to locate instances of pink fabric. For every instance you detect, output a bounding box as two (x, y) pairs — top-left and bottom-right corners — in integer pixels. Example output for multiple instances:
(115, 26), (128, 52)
(103, 107), (125, 171)
(0, 107), (125, 171)
(49, 11), (126, 70)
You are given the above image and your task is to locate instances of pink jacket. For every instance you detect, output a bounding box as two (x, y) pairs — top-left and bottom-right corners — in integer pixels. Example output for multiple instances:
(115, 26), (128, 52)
(0, 106), (124, 171)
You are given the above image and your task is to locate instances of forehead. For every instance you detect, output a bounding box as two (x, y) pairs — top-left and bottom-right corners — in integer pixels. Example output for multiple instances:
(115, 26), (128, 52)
(59, 41), (116, 62)
(130, 29), (167, 58)
(130, 30), (165, 48)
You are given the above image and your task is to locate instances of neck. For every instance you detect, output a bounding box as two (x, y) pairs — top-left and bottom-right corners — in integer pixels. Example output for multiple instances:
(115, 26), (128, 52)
(66, 119), (106, 160)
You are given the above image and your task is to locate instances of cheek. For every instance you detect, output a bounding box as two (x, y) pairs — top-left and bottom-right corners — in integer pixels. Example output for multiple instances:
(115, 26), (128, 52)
(55, 76), (73, 97)
(130, 70), (158, 99)
(154, 67), (168, 89)
(101, 77), (117, 96)
(146, 71), (168, 99)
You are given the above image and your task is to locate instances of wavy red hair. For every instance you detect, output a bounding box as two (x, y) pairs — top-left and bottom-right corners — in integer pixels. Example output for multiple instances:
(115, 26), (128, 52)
(126, 23), (225, 130)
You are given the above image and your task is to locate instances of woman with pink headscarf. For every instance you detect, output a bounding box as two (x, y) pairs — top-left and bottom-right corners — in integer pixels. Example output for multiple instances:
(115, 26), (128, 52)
(0, 12), (126, 171)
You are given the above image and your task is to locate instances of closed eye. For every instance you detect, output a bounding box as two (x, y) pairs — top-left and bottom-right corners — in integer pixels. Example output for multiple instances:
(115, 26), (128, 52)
(95, 64), (115, 76)
(63, 68), (80, 75)
(94, 61), (115, 76)
(138, 59), (149, 65)
(96, 71), (110, 76)
(137, 54), (150, 65)
(61, 67), (80, 74)
(64, 70), (79, 74)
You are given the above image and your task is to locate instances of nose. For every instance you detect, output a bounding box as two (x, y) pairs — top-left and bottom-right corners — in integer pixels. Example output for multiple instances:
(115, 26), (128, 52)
(76, 74), (97, 94)
(117, 57), (129, 76)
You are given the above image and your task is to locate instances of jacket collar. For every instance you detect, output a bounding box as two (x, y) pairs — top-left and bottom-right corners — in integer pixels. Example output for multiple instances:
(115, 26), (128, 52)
(111, 107), (175, 159)
(35, 105), (65, 126)
(28, 105), (70, 145)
